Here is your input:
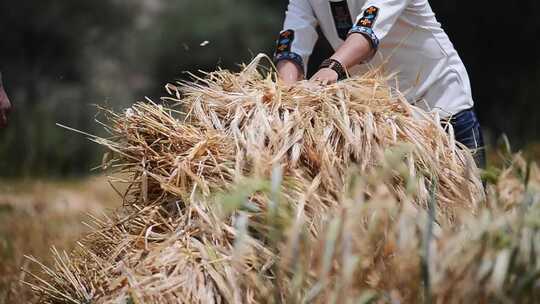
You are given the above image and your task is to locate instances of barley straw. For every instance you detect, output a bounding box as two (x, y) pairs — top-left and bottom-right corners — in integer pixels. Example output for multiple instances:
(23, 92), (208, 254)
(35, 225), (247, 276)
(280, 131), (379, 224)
(25, 55), (540, 303)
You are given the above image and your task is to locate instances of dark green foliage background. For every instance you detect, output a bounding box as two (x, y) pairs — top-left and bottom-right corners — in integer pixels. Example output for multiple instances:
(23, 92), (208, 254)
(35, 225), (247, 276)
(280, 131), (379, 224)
(0, 0), (537, 177)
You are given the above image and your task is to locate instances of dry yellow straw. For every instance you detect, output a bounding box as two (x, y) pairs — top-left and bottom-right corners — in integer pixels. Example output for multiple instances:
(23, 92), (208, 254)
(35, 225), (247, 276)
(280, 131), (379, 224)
(27, 55), (539, 304)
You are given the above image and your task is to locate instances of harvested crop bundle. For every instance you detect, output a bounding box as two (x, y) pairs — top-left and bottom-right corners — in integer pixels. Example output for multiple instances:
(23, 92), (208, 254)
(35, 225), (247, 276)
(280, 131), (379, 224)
(28, 55), (530, 304)
(95, 55), (483, 223)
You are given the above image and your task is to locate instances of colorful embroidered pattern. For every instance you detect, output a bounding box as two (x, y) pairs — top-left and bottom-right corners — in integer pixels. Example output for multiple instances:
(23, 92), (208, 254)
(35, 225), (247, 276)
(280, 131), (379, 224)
(356, 6), (379, 29)
(274, 51), (304, 72)
(275, 30), (295, 54)
(273, 29), (304, 71)
(330, 0), (353, 40)
(347, 6), (380, 52)
(348, 26), (380, 49)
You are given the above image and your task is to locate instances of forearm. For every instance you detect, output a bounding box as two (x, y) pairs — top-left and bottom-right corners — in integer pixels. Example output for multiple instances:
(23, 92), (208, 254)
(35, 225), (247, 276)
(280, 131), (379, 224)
(331, 0), (409, 69)
(310, 33), (373, 84)
(274, 0), (319, 84)
(330, 34), (374, 71)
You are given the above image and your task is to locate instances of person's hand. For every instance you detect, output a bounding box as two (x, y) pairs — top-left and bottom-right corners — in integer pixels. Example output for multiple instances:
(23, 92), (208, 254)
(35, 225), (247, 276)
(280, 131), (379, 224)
(277, 60), (304, 85)
(310, 68), (338, 85)
(0, 88), (11, 128)
(0, 75), (12, 128)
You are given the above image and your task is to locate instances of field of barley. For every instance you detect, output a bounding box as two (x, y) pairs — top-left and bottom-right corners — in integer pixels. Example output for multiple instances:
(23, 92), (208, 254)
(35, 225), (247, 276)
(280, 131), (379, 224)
(0, 177), (122, 303)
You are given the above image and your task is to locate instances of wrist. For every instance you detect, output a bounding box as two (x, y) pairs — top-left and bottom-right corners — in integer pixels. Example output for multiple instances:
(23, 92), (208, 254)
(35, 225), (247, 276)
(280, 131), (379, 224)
(277, 60), (304, 82)
(319, 58), (347, 80)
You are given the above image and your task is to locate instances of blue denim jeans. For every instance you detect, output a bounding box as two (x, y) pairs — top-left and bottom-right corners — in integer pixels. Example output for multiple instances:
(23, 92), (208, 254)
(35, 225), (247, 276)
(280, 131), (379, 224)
(446, 108), (486, 169)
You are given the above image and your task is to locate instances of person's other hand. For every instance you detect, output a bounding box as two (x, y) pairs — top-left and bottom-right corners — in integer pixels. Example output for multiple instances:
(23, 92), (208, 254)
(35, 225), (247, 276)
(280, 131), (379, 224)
(310, 68), (338, 85)
(277, 60), (304, 85)
(0, 74), (12, 128)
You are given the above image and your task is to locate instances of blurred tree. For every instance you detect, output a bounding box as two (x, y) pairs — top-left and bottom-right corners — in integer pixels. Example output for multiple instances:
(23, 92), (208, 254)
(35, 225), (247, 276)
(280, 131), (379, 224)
(140, 0), (285, 99)
(0, 0), (287, 177)
(0, 0), (142, 177)
(0, 0), (538, 177)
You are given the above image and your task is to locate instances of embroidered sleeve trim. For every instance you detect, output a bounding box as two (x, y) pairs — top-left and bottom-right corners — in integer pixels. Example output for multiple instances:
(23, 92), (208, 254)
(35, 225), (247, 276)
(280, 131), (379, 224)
(275, 29), (295, 54)
(274, 51), (304, 72)
(274, 29), (304, 72)
(348, 26), (380, 50)
(347, 5), (380, 58)
(357, 6), (379, 29)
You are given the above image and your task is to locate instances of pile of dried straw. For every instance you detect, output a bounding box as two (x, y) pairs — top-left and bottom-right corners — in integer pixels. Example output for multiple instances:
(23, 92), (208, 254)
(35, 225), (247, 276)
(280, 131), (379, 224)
(26, 55), (540, 303)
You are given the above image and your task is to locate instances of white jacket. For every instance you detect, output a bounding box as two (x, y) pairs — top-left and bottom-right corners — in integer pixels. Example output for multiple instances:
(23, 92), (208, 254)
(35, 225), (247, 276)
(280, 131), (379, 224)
(274, 0), (474, 118)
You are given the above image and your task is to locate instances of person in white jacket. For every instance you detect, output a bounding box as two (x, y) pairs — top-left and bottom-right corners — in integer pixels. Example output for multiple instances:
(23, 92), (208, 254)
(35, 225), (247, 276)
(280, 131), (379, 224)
(274, 0), (486, 168)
